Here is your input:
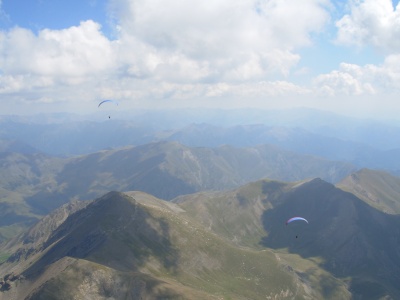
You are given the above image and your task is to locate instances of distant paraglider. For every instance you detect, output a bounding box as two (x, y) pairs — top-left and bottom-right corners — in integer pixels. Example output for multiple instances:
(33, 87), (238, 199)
(98, 99), (119, 108)
(286, 217), (308, 239)
(98, 100), (118, 119)
(285, 217), (308, 225)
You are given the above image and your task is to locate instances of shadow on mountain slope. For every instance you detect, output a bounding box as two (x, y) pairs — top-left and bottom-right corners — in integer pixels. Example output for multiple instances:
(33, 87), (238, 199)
(19, 192), (180, 279)
(260, 178), (400, 299)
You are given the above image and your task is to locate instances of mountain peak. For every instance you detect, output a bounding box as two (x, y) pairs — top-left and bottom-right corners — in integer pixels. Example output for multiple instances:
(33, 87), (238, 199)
(0, 190), (313, 299)
(337, 168), (400, 214)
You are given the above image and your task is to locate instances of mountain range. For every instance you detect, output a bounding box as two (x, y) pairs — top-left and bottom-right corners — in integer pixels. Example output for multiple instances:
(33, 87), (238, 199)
(2, 109), (400, 298)
(1, 174), (400, 299)
(2, 108), (400, 173)
(0, 191), (311, 299)
(0, 140), (355, 242)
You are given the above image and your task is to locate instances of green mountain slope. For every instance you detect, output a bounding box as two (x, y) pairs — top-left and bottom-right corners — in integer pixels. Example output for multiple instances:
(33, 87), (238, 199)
(337, 168), (400, 214)
(0, 152), (66, 241)
(175, 178), (400, 299)
(0, 192), (310, 300)
(174, 179), (293, 248)
(3, 177), (400, 299)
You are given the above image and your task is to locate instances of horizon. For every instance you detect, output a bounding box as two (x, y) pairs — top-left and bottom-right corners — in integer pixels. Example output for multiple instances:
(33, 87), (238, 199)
(1, 106), (399, 125)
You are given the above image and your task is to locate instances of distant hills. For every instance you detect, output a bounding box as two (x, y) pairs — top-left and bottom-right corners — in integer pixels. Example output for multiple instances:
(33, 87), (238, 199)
(4, 107), (400, 149)
(168, 123), (400, 172)
(2, 108), (400, 173)
(0, 141), (355, 242)
(0, 140), (38, 155)
(1, 177), (400, 299)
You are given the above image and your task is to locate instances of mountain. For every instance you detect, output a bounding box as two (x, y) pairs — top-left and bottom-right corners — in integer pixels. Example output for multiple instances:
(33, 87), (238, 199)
(244, 108), (400, 151)
(0, 119), (159, 156)
(0, 191), (311, 300)
(0, 140), (39, 155)
(4, 108), (400, 150)
(260, 179), (400, 299)
(3, 110), (400, 174)
(175, 178), (400, 299)
(0, 151), (66, 241)
(3, 177), (400, 299)
(337, 168), (400, 214)
(167, 123), (400, 172)
(0, 140), (355, 241)
(51, 141), (354, 199)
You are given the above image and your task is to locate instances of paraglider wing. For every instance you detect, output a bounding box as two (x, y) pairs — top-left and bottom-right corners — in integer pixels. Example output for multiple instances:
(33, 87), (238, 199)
(285, 217), (308, 225)
(98, 99), (118, 107)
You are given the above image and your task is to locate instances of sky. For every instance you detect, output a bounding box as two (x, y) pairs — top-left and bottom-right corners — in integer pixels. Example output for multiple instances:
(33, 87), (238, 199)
(1, 0), (400, 119)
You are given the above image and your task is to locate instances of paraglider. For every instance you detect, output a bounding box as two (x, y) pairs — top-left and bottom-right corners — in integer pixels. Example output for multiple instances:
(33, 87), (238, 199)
(286, 217), (308, 239)
(285, 217), (308, 225)
(98, 100), (118, 119)
(98, 99), (119, 107)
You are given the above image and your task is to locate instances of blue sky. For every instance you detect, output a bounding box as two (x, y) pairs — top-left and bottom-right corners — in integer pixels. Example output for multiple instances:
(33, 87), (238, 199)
(1, 0), (400, 119)
(1, 0), (109, 32)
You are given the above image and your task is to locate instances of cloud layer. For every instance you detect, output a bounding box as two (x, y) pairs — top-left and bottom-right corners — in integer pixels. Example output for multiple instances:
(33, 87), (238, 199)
(0, 0), (400, 115)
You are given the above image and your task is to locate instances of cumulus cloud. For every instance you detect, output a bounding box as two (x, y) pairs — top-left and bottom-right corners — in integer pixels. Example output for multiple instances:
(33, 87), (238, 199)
(0, 20), (118, 106)
(0, 21), (115, 79)
(336, 0), (400, 52)
(315, 0), (400, 102)
(112, 0), (330, 83)
(0, 0), (333, 110)
(314, 54), (400, 96)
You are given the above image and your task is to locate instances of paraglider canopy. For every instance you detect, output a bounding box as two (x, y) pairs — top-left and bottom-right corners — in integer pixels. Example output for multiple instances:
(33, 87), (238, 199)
(98, 100), (119, 119)
(285, 217), (308, 225)
(98, 99), (118, 107)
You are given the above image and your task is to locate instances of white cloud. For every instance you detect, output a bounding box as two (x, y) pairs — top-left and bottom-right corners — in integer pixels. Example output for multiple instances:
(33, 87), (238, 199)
(112, 0), (330, 83)
(13, 0), (400, 117)
(0, 20), (118, 107)
(0, 0), (333, 111)
(336, 0), (400, 52)
(312, 0), (400, 111)
(0, 21), (115, 79)
(313, 54), (400, 96)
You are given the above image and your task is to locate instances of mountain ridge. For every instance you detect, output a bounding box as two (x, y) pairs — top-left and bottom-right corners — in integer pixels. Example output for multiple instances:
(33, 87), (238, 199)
(337, 168), (400, 214)
(2, 175), (400, 298)
(1, 191), (312, 299)
(1, 140), (355, 242)
(175, 178), (400, 299)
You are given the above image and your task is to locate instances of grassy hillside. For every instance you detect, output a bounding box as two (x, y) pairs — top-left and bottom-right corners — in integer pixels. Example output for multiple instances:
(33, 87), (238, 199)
(0, 152), (65, 241)
(260, 179), (400, 299)
(175, 178), (400, 299)
(0, 192), (311, 299)
(174, 179), (294, 248)
(3, 178), (400, 298)
(337, 168), (400, 214)
(27, 258), (220, 300)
